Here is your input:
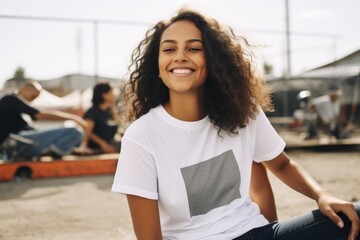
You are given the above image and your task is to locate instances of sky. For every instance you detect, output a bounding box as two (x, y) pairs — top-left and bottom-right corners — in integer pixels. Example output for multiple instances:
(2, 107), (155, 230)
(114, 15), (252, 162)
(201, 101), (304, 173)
(0, 0), (359, 88)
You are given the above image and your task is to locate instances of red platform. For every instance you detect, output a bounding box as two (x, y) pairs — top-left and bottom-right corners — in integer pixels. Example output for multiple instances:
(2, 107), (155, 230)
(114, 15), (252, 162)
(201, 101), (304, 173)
(0, 154), (119, 182)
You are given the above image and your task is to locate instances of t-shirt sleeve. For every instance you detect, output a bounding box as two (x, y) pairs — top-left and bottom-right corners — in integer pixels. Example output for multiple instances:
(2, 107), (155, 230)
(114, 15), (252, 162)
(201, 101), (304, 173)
(253, 108), (286, 162)
(83, 108), (96, 120)
(111, 134), (158, 200)
(6, 95), (39, 119)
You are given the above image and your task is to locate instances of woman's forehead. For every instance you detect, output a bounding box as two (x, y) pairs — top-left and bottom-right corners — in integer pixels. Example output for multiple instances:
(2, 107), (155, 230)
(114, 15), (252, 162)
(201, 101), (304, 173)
(161, 20), (202, 42)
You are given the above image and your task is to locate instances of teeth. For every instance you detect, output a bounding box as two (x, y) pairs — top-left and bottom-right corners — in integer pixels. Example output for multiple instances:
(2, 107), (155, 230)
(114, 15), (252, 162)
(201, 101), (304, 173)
(173, 69), (192, 74)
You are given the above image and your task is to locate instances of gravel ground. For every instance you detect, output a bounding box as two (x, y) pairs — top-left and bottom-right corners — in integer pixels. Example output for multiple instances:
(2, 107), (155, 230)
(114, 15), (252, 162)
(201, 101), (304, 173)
(0, 148), (359, 240)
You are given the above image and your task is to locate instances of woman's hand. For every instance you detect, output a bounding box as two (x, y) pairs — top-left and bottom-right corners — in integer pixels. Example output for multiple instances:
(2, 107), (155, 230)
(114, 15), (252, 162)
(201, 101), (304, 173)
(264, 152), (359, 240)
(316, 191), (360, 240)
(100, 142), (117, 153)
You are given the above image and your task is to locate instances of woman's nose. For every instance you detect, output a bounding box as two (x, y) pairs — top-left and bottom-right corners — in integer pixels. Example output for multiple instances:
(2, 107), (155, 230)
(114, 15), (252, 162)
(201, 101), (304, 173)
(174, 50), (188, 62)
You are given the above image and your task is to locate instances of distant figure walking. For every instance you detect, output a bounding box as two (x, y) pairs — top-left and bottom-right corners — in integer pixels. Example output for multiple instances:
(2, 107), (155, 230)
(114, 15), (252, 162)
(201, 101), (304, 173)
(0, 80), (87, 159)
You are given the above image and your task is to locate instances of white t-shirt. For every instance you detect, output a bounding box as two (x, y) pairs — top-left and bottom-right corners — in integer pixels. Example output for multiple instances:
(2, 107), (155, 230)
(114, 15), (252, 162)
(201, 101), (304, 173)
(112, 105), (285, 240)
(312, 95), (340, 123)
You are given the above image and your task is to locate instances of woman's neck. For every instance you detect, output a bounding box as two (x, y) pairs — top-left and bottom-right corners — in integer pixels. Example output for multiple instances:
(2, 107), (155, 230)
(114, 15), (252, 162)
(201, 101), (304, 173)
(164, 92), (206, 121)
(99, 102), (111, 111)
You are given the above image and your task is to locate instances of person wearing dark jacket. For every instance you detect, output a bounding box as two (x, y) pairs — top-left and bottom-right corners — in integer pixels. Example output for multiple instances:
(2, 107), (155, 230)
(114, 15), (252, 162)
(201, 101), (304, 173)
(0, 80), (87, 159)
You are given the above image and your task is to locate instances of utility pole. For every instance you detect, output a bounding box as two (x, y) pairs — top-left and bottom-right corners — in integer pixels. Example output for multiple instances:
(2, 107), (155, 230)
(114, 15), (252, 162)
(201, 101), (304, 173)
(283, 0), (291, 116)
(332, 35), (337, 63)
(94, 21), (99, 83)
(76, 28), (82, 74)
(285, 0), (291, 77)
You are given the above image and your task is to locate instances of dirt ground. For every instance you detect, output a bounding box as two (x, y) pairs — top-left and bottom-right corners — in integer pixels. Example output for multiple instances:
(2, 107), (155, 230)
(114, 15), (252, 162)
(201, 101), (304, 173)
(1, 148), (359, 240)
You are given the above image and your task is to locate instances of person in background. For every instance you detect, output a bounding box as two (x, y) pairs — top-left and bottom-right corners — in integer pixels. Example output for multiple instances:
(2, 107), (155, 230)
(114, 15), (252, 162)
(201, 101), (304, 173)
(0, 80), (87, 159)
(307, 84), (350, 139)
(111, 9), (359, 240)
(82, 82), (121, 154)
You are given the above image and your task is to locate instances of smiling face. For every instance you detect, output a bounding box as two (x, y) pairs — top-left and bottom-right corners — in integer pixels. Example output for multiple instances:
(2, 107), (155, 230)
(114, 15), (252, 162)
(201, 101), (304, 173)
(158, 20), (207, 97)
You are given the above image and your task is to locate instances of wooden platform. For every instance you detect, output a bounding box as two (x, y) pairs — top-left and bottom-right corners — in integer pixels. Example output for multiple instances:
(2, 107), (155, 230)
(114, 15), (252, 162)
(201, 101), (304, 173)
(269, 117), (360, 149)
(0, 153), (119, 182)
(277, 129), (360, 149)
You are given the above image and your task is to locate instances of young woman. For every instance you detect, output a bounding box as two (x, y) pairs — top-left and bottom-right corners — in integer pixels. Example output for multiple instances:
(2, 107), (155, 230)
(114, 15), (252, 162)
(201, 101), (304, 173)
(112, 9), (359, 240)
(82, 82), (121, 153)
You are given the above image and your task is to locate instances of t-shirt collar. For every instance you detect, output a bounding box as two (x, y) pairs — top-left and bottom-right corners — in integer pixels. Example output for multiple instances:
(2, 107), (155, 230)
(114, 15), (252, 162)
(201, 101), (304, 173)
(154, 105), (209, 130)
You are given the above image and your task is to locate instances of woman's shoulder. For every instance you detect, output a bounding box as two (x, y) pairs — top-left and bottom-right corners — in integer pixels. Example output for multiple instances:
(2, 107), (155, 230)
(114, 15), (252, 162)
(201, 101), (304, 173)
(0, 94), (27, 107)
(1, 94), (18, 102)
(83, 105), (96, 117)
(85, 105), (103, 113)
(239, 107), (270, 133)
(84, 105), (109, 117)
(247, 107), (265, 124)
(123, 106), (161, 140)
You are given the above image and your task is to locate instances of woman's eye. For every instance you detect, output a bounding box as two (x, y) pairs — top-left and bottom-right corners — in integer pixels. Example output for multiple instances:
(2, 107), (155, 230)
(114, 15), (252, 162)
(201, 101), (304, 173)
(163, 48), (175, 52)
(189, 47), (202, 52)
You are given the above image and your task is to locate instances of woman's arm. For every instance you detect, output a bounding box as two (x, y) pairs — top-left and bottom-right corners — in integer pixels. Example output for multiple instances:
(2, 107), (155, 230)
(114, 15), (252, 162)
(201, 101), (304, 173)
(250, 162), (277, 222)
(263, 151), (360, 240)
(35, 110), (87, 128)
(262, 152), (323, 200)
(111, 105), (122, 123)
(83, 118), (117, 153)
(127, 195), (163, 240)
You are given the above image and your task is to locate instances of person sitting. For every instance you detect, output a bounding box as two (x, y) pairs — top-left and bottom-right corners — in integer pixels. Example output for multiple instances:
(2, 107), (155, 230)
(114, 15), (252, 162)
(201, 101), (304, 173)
(0, 80), (88, 160)
(307, 84), (350, 139)
(82, 82), (121, 154)
(111, 9), (359, 240)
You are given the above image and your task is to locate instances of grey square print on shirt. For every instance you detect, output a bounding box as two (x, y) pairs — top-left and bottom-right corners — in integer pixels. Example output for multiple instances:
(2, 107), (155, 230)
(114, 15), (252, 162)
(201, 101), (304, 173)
(180, 150), (241, 217)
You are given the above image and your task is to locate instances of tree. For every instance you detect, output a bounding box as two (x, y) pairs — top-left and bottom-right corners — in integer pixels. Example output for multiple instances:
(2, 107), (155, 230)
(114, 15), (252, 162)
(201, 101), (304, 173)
(13, 66), (27, 84)
(263, 62), (273, 75)
(4, 66), (28, 88)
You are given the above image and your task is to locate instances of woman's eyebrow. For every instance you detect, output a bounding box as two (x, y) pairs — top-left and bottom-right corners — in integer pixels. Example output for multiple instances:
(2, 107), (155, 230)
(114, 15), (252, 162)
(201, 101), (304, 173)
(160, 39), (203, 46)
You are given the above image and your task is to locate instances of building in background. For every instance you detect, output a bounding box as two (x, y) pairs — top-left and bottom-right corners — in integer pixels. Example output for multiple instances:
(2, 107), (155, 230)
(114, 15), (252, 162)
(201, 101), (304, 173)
(267, 49), (360, 125)
(37, 73), (124, 96)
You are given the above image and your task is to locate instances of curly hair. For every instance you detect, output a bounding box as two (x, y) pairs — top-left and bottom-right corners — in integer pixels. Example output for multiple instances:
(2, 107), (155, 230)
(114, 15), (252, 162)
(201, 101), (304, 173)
(125, 8), (272, 134)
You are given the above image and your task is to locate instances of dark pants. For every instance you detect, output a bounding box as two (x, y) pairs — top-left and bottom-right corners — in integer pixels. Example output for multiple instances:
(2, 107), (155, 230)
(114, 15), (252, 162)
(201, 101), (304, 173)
(234, 203), (360, 240)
